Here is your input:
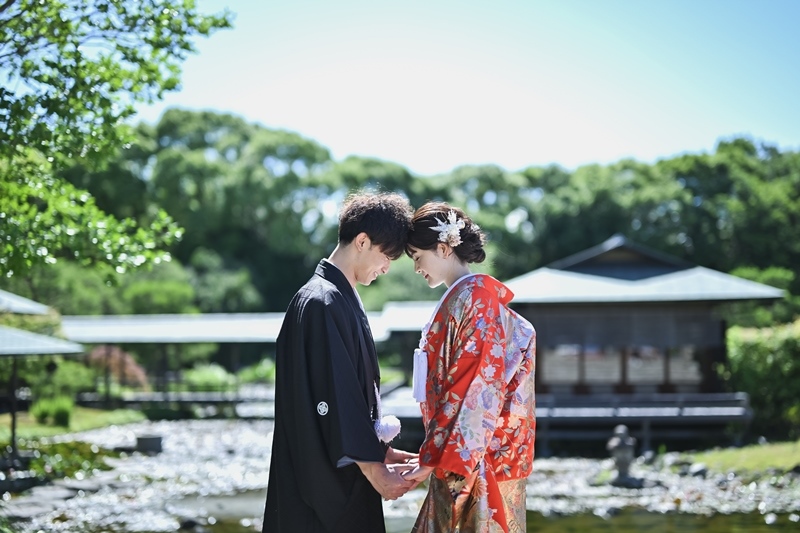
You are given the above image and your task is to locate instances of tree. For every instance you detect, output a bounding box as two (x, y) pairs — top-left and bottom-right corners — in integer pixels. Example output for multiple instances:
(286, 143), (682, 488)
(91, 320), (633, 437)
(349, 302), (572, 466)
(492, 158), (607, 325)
(149, 109), (334, 310)
(0, 0), (232, 279)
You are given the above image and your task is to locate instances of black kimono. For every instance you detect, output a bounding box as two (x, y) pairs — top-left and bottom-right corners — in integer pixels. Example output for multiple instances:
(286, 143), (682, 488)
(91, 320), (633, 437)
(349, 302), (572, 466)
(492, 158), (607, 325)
(263, 260), (387, 533)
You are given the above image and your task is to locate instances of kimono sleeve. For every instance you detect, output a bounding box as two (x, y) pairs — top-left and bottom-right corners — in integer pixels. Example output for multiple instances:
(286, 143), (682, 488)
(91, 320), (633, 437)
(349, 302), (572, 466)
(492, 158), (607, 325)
(419, 286), (508, 476)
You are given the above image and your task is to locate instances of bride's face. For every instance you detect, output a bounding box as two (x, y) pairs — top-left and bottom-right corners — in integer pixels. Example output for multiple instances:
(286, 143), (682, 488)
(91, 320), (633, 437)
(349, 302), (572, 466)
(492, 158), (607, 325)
(408, 244), (449, 288)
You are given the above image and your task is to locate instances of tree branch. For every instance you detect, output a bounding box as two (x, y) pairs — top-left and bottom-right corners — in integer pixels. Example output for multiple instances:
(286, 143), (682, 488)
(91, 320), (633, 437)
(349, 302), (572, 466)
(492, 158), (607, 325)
(0, 0), (16, 15)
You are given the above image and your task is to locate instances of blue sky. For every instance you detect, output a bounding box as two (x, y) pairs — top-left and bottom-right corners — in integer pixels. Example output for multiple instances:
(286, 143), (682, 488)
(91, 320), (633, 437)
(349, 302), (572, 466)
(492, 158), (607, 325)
(135, 0), (800, 176)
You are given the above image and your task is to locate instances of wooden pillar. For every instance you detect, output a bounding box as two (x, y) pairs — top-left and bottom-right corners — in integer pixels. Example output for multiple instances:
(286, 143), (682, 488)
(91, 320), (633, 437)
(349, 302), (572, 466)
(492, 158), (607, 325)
(161, 344), (170, 402)
(640, 419), (652, 453)
(659, 346), (675, 393)
(104, 344), (112, 408)
(536, 342), (548, 394)
(10, 356), (19, 459)
(174, 344), (183, 393)
(231, 344), (240, 399)
(574, 346), (590, 395)
(120, 349), (127, 388)
(615, 346), (634, 394)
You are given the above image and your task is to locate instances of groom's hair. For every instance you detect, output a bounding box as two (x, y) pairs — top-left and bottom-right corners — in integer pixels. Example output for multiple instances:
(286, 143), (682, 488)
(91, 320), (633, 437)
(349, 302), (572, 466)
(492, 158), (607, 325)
(338, 191), (413, 260)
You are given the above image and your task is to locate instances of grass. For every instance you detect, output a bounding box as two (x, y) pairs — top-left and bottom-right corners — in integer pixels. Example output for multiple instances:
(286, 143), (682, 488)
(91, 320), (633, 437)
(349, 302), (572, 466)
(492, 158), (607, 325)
(0, 406), (147, 442)
(686, 438), (800, 473)
(380, 366), (406, 385)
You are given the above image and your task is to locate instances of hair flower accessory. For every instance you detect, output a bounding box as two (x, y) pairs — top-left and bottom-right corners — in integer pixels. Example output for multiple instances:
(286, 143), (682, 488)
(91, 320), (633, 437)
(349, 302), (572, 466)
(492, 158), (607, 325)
(431, 210), (466, 247)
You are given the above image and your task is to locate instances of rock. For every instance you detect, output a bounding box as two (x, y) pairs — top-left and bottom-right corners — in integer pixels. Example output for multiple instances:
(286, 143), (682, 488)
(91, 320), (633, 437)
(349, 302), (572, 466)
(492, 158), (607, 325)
(28, 485), (78, 500)
(52, 477), (104, 492)
(179, 518), (200, 529)
(0, 501), (59, 520)
(136, 434), (163, 454)
(641, 450), (657, 465)
(689, 463), (708, 478)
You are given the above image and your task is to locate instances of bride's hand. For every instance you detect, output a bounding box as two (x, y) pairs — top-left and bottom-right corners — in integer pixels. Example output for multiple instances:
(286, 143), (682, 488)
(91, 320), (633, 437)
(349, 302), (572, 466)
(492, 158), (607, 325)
(401, 464), (434, 486)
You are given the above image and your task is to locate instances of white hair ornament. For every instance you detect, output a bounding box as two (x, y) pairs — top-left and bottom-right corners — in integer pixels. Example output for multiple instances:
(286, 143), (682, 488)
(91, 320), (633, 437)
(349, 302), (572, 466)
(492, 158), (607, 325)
(431, 210), (466, 247)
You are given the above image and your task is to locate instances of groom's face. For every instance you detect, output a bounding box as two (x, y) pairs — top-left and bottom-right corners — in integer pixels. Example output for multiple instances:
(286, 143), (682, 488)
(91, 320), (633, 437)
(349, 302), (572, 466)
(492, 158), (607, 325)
(354, 235), (392, 286)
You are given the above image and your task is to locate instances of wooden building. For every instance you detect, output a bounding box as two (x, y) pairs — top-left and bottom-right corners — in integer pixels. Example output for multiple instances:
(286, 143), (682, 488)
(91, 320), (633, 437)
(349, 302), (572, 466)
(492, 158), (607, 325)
(504, 235), (783, 397)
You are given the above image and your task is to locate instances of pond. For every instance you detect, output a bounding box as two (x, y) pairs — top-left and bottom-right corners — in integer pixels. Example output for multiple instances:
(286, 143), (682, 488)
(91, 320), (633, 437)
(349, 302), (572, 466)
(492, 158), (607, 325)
(5, 419), (799, 532)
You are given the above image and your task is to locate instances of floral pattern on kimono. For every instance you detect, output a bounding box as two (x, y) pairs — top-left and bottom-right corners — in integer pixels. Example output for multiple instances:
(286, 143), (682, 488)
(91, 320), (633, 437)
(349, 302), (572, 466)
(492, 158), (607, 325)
(413, 274), (536, 533)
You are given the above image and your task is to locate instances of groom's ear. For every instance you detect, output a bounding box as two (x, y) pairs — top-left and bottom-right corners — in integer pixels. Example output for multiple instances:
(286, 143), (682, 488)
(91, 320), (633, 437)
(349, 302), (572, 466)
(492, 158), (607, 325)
(354, 232), (370, 252)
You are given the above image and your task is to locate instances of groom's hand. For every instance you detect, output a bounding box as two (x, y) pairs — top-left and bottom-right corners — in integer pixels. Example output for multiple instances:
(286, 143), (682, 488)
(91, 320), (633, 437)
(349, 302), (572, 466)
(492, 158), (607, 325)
(357, 461), (415, 500)
(385, 447), (419, 465)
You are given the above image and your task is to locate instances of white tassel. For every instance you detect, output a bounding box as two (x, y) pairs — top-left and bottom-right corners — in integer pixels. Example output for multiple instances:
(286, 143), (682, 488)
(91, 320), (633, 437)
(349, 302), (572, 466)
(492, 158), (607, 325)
(374, 382), (401, 443)
(412, 348), (428, 402)
(375, 415), (402, 443)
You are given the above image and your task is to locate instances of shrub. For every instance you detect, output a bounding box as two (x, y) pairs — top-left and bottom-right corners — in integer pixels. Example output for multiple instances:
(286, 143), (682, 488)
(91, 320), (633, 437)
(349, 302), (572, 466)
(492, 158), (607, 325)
(182, 363), (236, 392)
(725, 320), (800, 439)
(29, 396), (74, 427)
(52, 396), (74, 427)
(237, 358), (276, 384)
(30, 398), (52, 425)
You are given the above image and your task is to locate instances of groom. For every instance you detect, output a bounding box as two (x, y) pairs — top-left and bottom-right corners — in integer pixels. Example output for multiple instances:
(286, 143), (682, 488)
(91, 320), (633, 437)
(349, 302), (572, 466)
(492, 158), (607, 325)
(263, 191), (418, 533)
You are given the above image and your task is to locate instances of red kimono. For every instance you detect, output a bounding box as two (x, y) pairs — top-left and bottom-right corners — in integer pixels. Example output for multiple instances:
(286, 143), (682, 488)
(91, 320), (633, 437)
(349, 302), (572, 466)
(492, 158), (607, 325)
(412, 274), (536, 533)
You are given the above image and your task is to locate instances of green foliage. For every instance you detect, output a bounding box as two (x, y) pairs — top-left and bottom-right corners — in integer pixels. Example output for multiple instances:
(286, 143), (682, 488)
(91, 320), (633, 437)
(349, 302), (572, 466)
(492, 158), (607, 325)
(0, 407), (146, 441)
(724, 320), (800, 439)
(0, 152), (182, 279)
(30, 400), (50, 425)
(28, 396), (74, 427)
(188, 248), (263, 313)
(0, 261), (125, 315)
(182, 363), (236, 392)
(62, 360), (94, 390)
(18, 440), (118, 479)
(0, 312), (72, 391)
(359, 256), (444, 310)
(237, 358), (276, 384)
(0, 0), (231, 280)
(0, 0), (232, 165)
(32, 360), (96, 398)
(120, 260), (197, 314)
(52, 396), (74, 427)
(720, 267), (799, 327)
(687, 438), (800, 474)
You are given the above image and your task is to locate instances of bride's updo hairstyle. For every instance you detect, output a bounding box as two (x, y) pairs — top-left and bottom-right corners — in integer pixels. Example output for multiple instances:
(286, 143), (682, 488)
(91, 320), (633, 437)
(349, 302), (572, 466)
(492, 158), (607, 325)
(406, 202), (487, 264)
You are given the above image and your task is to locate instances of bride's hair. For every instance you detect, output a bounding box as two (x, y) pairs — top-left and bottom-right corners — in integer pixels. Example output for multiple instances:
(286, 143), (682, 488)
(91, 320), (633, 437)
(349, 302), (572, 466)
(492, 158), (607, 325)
(406, 202), (486, 264)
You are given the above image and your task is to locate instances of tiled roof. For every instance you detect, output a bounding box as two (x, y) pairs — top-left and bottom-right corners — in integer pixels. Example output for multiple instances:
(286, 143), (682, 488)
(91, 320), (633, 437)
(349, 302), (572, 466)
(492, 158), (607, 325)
(0, 325), (84, 356)
(0, 289), (50, 315)
(505, 266), (784, 304)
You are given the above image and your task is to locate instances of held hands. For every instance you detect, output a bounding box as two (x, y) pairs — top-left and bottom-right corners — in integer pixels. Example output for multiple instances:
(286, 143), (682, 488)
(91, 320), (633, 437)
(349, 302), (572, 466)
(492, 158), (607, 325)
(358, 447), (425, 500)
(384, 446), (421, 492)
(385, 447), (419, 466)
(357, 461), (415, 501)
(401, 464), (434, 485)
(387, 446), (432, 488)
